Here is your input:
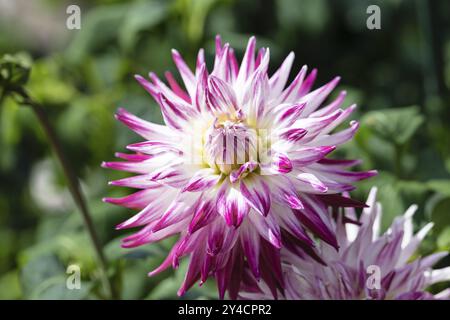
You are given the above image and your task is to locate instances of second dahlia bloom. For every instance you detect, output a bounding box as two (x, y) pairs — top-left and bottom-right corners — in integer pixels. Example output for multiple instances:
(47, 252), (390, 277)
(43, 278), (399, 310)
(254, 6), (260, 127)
(240, 188), (450, 300)
(103, 36), (375, 298)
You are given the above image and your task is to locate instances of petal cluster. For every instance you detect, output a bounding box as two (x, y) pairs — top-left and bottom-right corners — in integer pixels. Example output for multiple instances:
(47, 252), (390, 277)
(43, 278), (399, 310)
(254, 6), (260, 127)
(103, 35), (376, 298)
(240, 188), (450, 300)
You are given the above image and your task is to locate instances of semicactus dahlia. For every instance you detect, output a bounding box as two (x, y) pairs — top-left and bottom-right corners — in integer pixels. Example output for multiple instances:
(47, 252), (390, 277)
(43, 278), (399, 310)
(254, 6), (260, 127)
(103, 35), (376, 298)
(240, 188), (450, 300)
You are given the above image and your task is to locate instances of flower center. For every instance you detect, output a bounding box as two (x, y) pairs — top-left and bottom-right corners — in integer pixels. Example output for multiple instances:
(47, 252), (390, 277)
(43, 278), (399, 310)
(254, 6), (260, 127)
(203, 113), (258, 175)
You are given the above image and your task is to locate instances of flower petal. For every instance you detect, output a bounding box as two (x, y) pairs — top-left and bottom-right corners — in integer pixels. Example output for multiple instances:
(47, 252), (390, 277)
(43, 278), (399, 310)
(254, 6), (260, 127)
(240, 176), (271, 216)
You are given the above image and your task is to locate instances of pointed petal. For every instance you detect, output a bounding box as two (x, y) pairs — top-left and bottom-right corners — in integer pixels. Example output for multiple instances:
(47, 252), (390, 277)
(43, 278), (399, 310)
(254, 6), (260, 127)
(182, 168), (221, 192)
(240, 176), (271, 216)
(171, 49), (196, 98)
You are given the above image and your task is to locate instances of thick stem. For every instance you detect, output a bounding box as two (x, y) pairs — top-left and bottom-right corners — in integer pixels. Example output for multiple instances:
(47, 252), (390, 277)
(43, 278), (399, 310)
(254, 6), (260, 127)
(18, 89), (118, 299)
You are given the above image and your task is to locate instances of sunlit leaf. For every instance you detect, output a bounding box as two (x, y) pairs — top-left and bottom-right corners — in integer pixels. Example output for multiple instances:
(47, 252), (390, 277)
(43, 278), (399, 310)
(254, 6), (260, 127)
(362, 106), (424, 145)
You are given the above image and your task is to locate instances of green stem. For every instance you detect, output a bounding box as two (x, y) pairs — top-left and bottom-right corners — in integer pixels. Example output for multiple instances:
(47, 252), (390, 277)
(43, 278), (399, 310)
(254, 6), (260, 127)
(17, 88), (118, 299)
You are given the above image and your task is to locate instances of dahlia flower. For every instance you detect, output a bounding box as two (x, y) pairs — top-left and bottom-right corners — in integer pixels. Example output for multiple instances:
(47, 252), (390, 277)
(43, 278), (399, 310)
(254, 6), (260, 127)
(240, 188), (450, 300)
(103, 35), (376, 298)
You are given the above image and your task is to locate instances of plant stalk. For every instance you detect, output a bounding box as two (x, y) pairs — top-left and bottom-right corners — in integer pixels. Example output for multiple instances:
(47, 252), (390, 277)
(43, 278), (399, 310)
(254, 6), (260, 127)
(17, 88), (118, 299)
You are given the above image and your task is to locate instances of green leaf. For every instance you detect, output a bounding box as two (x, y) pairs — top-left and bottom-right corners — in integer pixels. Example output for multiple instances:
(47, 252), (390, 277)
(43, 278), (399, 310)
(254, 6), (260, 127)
(446, 158), (450, 175)
(145, 275), (180, 300)
(427, 180), (450, 197)
(352, 171), (396, 201)
(377, 184), (405, 232)
(0, 270), (21, 299)
(66, 4), (128, 63)
(396, 179), (429, 209)
(176, 0), (219, 44)
(27, 58), (76, 105)
(20, 254), (94, 299)
(104, 237), (165, 262)
(18, 231), (98, 275)
(362, 106), (424, 145)
(145, 259), (218, 300)
(437, 227), (450, 251)
(104, 237), (172, 299)
(20, 254), (64, 298)
(426, 195), (450, 234)
(119, 1), (168, 51)
(353, 125), (395, 168)
(277, 0), (330, 34)
(0, 97), (20, 146)
(29, 276), (93, 300)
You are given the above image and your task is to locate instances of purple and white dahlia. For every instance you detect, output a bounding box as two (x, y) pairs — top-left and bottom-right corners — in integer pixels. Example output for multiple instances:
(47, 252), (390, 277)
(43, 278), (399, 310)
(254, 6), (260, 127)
(240, 188), (450, 300)
(103, 36), (376, 298)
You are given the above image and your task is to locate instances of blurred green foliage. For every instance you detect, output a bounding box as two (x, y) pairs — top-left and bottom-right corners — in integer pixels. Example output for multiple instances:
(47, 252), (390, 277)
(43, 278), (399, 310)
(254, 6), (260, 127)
(0, 0), (449, 299)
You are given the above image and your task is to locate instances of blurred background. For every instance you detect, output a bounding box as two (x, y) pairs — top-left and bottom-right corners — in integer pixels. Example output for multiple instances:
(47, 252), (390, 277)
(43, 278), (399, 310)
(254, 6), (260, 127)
(0, 0), (449, 299)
